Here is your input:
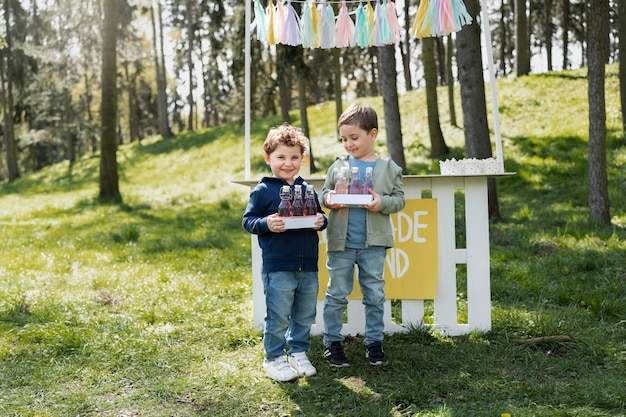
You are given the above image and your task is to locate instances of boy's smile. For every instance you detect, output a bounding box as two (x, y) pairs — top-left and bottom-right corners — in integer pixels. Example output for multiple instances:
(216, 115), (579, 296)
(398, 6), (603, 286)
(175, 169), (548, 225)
(264, 144), (303, 183)
(339, 124), (378, 161)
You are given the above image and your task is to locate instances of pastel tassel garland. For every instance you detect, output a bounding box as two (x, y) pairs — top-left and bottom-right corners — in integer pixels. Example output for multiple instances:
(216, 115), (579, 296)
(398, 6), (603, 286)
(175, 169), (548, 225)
(411, 0), (429, 38)
(267, 0), (276, 44)
(283, 0), (301, 46)
(451, 0), (473, 29)
(365, 0), (376, 45)
(386, 0), (402, 43)
(301, 0), (319, 48)
(424, 0), (440, 37)
(335, 0), (355, 47)
(319, 1), (335, 49)
(250, 0), (473, 47)
(374, 0), (391, 46)
(438, 0), (455, 35)
(273, 0), (285, 44)
(252, 0), (267, 42)
(353, 1), (371, 47)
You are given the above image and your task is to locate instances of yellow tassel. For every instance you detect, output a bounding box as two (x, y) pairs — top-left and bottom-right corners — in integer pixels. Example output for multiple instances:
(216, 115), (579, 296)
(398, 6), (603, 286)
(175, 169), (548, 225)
(411, 0), (429, 38)
(365, 0), (376, 45)
(267, 0), (275, 45)
(311, 2), (321, 48)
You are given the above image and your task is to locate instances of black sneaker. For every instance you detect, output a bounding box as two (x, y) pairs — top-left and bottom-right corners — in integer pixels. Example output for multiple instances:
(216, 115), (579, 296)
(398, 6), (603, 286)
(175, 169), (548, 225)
(366, 341), (386, 365)
(324, 341), (350, 367)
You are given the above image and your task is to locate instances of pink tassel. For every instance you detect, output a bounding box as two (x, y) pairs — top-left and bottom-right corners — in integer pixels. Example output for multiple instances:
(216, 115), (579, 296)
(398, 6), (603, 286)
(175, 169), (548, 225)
(273, 0), (285, 44)
(335, 0), (355, 47)
(386, 0), (402, 43)
(438, 0), (456, 35)
(283, 0), (301, 46)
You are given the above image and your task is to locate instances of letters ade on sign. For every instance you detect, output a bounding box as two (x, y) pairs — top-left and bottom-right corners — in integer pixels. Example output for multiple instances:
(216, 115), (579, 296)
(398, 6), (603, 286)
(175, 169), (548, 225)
(316, 199), (438, 300)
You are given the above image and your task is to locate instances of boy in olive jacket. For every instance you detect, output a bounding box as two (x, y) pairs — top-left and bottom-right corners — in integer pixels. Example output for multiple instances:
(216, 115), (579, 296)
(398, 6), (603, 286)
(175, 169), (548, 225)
(320, 103), (405, 367)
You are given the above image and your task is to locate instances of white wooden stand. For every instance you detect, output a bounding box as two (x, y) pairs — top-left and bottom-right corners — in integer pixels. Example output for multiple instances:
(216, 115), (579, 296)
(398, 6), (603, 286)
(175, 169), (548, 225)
(238, 173), (513, 337)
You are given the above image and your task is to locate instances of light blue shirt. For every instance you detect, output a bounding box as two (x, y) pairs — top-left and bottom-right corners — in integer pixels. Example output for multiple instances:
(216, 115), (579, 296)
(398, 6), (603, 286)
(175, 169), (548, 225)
(346, 156), (377, 248)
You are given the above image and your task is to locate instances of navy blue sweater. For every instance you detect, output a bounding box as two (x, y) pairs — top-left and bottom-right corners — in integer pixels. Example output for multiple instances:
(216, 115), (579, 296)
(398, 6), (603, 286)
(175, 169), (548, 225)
(242, 176), (328, 273)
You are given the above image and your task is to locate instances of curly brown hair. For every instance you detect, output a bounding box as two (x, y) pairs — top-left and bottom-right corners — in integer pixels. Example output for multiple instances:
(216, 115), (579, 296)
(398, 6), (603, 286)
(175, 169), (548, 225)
(263, 123), (308, 156)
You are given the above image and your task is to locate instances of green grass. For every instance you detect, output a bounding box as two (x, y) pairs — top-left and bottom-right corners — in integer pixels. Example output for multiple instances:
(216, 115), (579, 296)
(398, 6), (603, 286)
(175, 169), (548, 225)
(1, 65), (625, 416)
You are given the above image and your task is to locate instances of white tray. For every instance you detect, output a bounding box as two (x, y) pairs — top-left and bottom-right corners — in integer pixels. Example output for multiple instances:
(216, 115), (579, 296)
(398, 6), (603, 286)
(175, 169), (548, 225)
(330, 194), (373, 205)
(282, 216), (318, 229)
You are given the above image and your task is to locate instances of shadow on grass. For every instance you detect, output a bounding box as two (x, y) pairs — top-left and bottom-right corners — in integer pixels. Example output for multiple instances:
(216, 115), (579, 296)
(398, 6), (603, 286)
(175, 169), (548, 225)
(273, 326), (617, 417)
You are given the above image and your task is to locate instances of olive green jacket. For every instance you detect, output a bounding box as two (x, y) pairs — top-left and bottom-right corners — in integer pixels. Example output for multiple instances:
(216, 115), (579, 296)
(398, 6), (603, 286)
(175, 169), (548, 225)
(321, 154), (405, 251)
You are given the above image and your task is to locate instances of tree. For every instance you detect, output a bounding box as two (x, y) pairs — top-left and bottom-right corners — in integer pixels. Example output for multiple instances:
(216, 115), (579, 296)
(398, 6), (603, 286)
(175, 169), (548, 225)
(514, 0), (530, 75)
(619, 0), (626, 132)
(0, 0), (20, 181)
(446, 35), (457, 127)
(456, 0), (499, 218)
(99, 0), (121, 201)
(561, 0), (570, 69)
(378, 44), (406, 172)
(586, 0), (609, 223)
(400, 0), (413, 91)
(543, 0), (553, 71)
(185, 0), (196, 131)
(150, 2), (172, 138)
(276, 46), (292, 124)
(333, 49), (342, 127)
(421, 37), (449, 158)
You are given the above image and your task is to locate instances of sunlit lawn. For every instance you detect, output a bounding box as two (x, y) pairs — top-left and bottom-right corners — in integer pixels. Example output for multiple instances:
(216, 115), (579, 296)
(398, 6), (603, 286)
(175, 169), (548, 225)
(0, 66), (625, 416)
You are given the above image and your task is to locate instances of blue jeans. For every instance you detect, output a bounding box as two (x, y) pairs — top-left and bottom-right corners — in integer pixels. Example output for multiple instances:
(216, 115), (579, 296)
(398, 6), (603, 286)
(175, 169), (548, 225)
(323, 247), (387, 346)
(262, 271), (318, 360)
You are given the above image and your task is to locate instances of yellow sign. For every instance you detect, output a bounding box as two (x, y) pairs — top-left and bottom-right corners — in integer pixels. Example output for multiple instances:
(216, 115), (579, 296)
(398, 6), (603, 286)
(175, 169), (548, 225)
(317, 198), (438, 300)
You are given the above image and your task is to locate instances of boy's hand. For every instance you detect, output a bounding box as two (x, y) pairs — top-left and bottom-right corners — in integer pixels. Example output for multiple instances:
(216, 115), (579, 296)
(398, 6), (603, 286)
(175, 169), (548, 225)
(267, 213), (286, 233)
(362, 189), (382, 212)
(325, 190), (346, 209)
(312, 213), (324, 230)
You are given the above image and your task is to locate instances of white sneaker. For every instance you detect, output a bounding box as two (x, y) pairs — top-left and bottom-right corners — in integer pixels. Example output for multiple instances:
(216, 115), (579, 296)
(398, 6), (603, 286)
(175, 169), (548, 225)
(263, 357), (299, 382)
(288, 351), (317, 377)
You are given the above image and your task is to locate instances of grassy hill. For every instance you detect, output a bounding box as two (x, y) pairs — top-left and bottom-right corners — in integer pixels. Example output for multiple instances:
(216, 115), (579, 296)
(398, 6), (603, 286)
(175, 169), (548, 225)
(0, 65), (624, 416)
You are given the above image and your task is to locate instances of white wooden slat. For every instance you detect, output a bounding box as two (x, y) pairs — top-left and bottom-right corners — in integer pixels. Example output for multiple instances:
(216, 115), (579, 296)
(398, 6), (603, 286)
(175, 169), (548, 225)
(464, 177), (492, 332)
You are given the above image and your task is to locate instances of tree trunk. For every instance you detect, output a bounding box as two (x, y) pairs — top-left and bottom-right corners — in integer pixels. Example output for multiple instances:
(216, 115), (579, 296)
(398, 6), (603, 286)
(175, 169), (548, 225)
(151, 3), (171, 138)
(1, 0), (20, 181)
(157, 2), (171, 137)
(562, 0), (569, 70)
(368, 47), (379, 96)
(422, 37), (449, 158)
(456, 0), (499, 218)
(378, 45), (406, 172)
(514, 0), (530, 75)
(99, 0), (121, 202)
(586, 0), (610, 223)
(499, 0), (507, 75)
(124, 62), (140, 143)
(186, 0), (194, 131)
(401, 0), (413, 91)
(544, 0), (553, 71)
(334, 48), (342, 126)
(277, 47), (291, 124)
(435, 38), (446, 85)
(618, 0), (626, 132)
(446, 35), (457, 127)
